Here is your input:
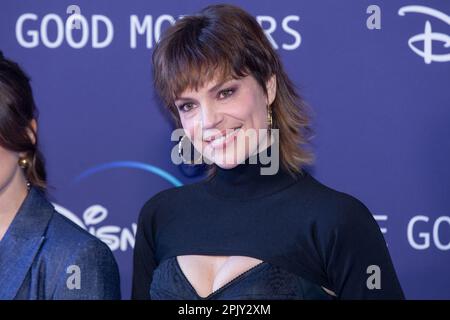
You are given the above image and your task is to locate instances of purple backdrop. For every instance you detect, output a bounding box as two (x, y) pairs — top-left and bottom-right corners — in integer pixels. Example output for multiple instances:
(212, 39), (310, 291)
(1, 0), (449, 299)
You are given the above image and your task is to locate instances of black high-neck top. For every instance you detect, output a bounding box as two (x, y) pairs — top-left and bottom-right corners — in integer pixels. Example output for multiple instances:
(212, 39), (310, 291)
(132, 147), (405, 300)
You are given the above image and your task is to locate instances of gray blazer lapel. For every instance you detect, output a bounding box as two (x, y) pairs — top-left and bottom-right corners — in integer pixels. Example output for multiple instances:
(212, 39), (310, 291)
(0, 188), (53, 299)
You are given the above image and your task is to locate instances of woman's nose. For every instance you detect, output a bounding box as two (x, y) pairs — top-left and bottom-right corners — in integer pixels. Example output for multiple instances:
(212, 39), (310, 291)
(200, 104), (221, 129)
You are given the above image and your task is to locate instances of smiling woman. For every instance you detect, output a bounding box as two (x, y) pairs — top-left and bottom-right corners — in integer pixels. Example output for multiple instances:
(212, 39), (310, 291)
(152, 4), (315, 174)
(132, 4), (405, 300)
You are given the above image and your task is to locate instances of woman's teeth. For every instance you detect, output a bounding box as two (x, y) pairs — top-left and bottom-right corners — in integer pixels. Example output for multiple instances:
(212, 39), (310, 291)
(210, 127), (241, 147)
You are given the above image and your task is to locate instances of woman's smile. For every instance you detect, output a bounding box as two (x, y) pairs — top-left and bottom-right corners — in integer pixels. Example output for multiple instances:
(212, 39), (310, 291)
(204, 126), (242, 150)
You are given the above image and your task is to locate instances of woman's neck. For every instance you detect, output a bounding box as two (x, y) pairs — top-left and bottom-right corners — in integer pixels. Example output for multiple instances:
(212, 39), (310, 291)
(204, 142), (305, 200)
(0, 168), (28, 241)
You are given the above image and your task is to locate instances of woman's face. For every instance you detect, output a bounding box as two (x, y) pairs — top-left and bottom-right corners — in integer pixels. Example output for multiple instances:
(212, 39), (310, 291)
(0, 145), (21, 193)
(175, 74), (276, 169)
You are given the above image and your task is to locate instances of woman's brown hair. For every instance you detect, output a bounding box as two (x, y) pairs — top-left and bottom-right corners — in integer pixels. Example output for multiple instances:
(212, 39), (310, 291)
(0, 51), (46, 189)
(152, 4), (315, 176)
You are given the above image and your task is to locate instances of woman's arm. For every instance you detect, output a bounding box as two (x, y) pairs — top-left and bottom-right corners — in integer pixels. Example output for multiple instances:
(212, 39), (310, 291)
(325, 195), (405, 299)
(52, 238), (121, 300)
(131, 198), (160, 300)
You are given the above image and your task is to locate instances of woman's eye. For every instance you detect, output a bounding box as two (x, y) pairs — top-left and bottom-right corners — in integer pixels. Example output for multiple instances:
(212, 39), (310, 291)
(178, 103), (195, 112)
(218, 88), (235, 99)
(177, 88), (235, 112)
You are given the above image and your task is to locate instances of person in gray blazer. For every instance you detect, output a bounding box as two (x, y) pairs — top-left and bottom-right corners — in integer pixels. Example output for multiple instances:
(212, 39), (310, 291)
(0, 52), (121, 300)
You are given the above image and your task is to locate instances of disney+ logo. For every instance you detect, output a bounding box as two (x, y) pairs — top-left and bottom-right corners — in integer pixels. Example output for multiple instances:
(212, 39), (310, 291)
(54, 161), (182, 252)
(398, 5), (450, 64)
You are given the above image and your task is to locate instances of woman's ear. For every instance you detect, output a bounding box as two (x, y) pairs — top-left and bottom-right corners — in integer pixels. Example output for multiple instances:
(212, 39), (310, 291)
(266, 74), (277, 106)
(28, 119), (37, 145)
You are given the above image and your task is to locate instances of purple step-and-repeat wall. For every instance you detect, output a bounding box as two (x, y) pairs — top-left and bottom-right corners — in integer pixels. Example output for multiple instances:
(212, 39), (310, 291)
(1, 0), (449, 299)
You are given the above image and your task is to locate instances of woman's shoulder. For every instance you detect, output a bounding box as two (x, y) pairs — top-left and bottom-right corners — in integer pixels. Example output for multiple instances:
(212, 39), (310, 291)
(299, 171), (377, 231)
(39, 210), (120, 299)
(47, 210), (110, 249)
(41, 210), (118, 271)
(24, 188), (113, 255)
(138, 181), (204, 220)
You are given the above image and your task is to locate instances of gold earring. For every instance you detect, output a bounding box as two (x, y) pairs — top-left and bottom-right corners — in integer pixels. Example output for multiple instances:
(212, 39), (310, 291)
(267, 104), (273, 131)
(18, 157), (29, 169)
(178, 135), (202, 164)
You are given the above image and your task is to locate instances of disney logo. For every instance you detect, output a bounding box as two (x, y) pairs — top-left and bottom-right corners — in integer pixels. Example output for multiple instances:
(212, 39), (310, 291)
(398, 5), (450, 64)
(53, 203), (137, 252)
